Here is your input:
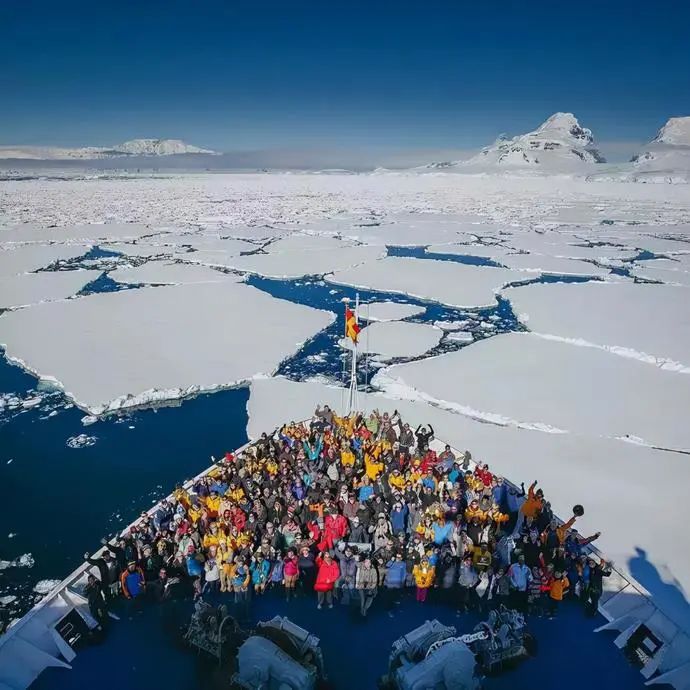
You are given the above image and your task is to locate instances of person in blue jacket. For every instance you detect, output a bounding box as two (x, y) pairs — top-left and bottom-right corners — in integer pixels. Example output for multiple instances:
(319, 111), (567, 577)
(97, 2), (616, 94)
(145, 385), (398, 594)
(383, 553), (407, 610)
(390, 503), (409, 536)
(250, 553), (271, 594)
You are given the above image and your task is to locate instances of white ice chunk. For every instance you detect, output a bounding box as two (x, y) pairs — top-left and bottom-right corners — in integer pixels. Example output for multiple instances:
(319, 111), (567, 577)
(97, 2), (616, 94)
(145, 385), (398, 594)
(445, 331), (474, 343)
(0, 223), (155, 246)
(0, 244), (91, 276)
(359, 301), (425, 322)
(373, 331), (690, 452)
(328, 256), (524, 308)
(499, 253), (611, 276)
(205, 234), (382, 279)
(339, 321), (442, 359)
(0, 270), (102, 309)
(0, 282), (333, 415)
(504, 281), (690, 371)
(109, 261), (240, 285)
(433, 320), (472, 331)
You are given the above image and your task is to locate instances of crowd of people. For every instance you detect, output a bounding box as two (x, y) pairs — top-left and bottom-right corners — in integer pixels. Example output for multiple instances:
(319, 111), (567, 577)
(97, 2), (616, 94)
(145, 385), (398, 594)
(82, 405), (611, 627)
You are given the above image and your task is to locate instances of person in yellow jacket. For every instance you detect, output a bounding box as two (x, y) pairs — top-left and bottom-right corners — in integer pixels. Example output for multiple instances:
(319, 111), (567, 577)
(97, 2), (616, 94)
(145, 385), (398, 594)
(340, 443), (355, 468)
(548, 571), (570, 618)
(364, 452), (384, 480)
(412, 557), (435, 602)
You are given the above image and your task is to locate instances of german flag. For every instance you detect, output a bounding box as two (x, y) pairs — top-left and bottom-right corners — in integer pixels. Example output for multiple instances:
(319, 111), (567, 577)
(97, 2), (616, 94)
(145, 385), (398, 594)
(345, 306), (361, 343)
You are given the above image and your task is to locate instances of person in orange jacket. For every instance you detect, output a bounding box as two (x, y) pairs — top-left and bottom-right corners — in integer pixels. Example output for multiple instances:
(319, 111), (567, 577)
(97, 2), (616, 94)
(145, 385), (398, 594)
(548, 570), (570, 618)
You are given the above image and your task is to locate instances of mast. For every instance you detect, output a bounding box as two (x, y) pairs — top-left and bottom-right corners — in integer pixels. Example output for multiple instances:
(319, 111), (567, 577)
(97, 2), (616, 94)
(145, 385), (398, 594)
(347, 292), (359, 415)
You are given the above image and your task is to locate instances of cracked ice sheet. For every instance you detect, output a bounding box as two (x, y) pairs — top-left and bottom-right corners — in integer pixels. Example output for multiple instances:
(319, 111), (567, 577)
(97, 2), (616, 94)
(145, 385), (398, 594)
(498, 253), (611, 277)
(360, 301), (425, 322)
(335, 213), (492, 247)
(109, 261), (243, 285)
(339, 321), (442, 359)
(0, 270), (102, 309)
(0, 223), (157, 246)
(0, 244), (92, 277)
(328, 256), (524, 308)
(372, 331), (690, 452)
(247, 376), (690, 631)
(203, 235), (383, 279)
(632, 265), (690, 287)
(504, 281), (690, 371)
(0, 282), (333, 415)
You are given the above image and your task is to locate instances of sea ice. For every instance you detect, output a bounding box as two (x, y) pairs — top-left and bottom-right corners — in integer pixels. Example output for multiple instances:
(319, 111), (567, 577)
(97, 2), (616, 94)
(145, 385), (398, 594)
(203, 234), (382, 279)
(66, 434), (97, 449)
(0, 281), (333, 414)
(339, 321), (442, 359)
(359, 301), (425, 322)
(0, 223), (155, 246)
(328, 256), (524, 308)
(504, 281), (690, 371)
(372, 331), (690, 451)
(0, 244), (91, 276)
(109, 261), (240, 285)
(0, 270), (102, 309)
(445, 331), (474, 343)
(499, 253), (611, 277)
(33, 579), (61, 595)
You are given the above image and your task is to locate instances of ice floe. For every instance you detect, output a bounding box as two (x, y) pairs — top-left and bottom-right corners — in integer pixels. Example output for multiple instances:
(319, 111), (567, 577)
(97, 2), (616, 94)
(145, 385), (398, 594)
(328, 256), (524, 308)
(202, 234), (382, 279)
(339, 321), (442, 359)
(372, 331), (690, 452)
(445, 331), (474, 343)
(108, 260), (239, 285)
(33, 579), (61, 595)
(504, 281), (690, 371)
(0, 223), (155, 246)
(66, 434), (97, 449)
(499, 253), (611, 277)
(0, 281), (333, 414)
(359, 301), (425, 322)
(0, 244), (92, 276)
(0, 270), (102, 309)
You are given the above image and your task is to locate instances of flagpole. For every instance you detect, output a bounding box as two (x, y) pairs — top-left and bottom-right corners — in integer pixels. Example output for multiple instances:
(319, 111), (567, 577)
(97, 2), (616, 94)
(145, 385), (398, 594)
(348, 293), (359, 415)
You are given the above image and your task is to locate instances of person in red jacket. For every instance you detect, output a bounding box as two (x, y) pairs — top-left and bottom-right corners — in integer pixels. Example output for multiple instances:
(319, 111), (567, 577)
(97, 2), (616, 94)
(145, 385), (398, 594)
(314, 551), (340, 609)
(318, 511), (348, 551)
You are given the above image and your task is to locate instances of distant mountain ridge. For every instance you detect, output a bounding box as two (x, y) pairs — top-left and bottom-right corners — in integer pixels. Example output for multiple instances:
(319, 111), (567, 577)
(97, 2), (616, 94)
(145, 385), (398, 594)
(0, 138), (217, 160)
(630, 117), (690, 181)
(426, 112), (606, 172)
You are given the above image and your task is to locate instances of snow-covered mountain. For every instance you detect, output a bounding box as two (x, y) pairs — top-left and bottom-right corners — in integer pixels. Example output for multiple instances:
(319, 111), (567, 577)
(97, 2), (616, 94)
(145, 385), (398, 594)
(629, 117), (690, 182)
(426, 112), (606, 172)
(0, 138), (217, 160)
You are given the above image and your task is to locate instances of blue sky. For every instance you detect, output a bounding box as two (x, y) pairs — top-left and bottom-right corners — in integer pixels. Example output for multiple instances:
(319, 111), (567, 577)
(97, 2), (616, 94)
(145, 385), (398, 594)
(1, 0), (689, 161)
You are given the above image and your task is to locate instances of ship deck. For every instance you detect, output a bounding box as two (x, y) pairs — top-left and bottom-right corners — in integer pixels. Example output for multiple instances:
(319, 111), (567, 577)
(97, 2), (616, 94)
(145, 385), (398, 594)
(31, 586), (654, 690)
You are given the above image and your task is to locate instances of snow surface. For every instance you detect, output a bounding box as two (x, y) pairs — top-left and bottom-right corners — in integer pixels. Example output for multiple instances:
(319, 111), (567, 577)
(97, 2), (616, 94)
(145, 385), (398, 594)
(0, 245), (91, 276)
(632, 264), (690, 287)
(372, 331), (690, 452)
(0, 282), (333, 415)
(498, 253), (611, 277)
(0, 270), (101, 309)
(629, 117), (690, 183)
(217, 234), (382, 278)
(504, 281), (690, 371)
(247, 376), (690, 632)
(359, 301), (425, 322)
(0, 223), (156, 246)
(339, 320), (442, 359)
(328, 256), (524, 308)
(108, 261), (239, 285)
